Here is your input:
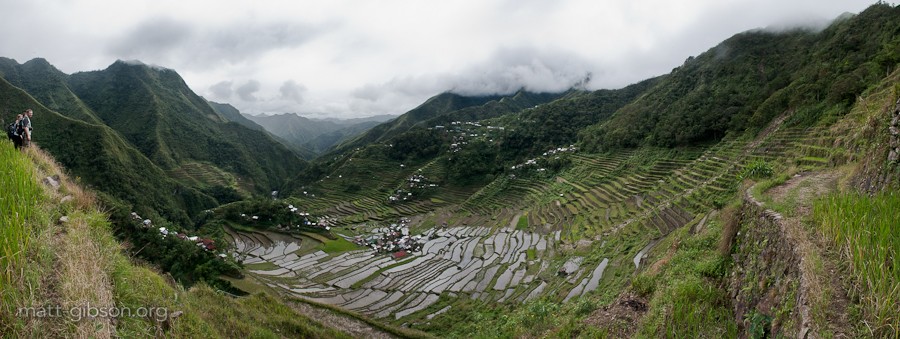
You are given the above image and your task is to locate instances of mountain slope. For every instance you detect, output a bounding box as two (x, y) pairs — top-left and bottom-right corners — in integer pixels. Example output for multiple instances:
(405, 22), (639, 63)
(0, 59), (311, 222)
(245, 113), (345, 144)
(65, 60), (306, 194)
(0, 75), (213, 225)
(0, 57), (104, 124)
(207, 101), (317, 159)
(580, 4), (900, 150)
(301, 119), (383, 153)
(329, 92), (509, 154)
(206, 100), (266, 131)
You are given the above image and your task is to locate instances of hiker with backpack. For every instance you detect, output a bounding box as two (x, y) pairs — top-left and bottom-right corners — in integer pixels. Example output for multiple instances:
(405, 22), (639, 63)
(6, 113), (23, 148)
(19, 109), (33, 148)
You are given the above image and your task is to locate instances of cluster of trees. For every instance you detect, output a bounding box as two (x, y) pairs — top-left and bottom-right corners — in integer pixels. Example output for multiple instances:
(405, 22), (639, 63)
(106, 207), (244, 294)
(209, 199), (333, 236)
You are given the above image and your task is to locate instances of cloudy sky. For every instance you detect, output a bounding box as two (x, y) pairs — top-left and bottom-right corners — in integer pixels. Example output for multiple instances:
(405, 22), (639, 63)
(0, 0), (870, 119)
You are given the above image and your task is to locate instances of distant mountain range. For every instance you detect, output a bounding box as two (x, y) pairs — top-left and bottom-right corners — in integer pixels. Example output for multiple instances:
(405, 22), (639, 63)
(242, 112), (395, 153)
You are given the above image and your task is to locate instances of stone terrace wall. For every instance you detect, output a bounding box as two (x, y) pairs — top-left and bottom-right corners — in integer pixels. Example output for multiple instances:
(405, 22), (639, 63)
(729, 189), (807, 338)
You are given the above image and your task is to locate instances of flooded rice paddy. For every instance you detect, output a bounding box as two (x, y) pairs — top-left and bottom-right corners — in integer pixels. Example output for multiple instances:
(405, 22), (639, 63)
(227, 224), (612, 320)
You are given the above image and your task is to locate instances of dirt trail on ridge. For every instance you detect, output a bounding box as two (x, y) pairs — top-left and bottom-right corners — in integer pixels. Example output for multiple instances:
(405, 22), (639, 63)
(765, 171), (854, 338)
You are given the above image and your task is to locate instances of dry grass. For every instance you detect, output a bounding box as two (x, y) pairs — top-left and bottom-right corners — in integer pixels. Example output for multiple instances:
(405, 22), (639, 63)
(31, 147), (117, 338)
(717, 204), (741, 256)
(25, 146), (97, 212)
(59, 214), (116, 338)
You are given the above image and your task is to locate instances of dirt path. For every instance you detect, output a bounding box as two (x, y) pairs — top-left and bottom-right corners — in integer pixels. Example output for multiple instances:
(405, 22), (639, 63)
(583, 291), (648, 338)
(286, 299), (398, 339)
(764, 171), (854, 338)
(23, 148), (117, 338)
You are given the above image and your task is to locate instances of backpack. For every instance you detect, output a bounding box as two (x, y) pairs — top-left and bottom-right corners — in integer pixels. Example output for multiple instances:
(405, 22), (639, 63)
(6, 121), (18, 137)
(17, 117), (29, 136)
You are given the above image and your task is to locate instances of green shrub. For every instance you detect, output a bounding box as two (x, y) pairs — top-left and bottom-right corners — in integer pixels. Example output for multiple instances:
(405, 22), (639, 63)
(632, 274), (657, 297)
(741, 160), (774, 180)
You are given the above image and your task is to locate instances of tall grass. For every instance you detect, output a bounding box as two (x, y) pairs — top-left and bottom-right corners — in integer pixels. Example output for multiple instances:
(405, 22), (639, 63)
(636, 223), (737, 338)
(814, 192), (899, 336)
(0, 141), (43, 281)
(0, 142), (44, 335)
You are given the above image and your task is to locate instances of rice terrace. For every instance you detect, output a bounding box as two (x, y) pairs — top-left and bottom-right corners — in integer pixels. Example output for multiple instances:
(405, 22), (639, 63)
(1, 1), (898, 338)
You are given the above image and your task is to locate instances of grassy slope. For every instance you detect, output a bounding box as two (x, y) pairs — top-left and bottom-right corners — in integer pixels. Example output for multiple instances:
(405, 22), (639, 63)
(0, 144), (351, 338)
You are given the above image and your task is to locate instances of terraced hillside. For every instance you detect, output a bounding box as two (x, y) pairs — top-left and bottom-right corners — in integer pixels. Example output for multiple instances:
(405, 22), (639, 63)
(220, 92), (895, 338)
(223, 127), (767, 317)
(225, 75), (893, 327)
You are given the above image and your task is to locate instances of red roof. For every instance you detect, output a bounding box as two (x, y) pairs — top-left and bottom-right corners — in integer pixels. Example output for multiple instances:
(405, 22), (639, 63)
(392, 251), (408, 259)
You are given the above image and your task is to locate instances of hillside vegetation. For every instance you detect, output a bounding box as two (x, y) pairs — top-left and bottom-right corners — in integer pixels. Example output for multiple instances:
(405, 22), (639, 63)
(581, 5), (900, 149)
(0, 143), (354, 338)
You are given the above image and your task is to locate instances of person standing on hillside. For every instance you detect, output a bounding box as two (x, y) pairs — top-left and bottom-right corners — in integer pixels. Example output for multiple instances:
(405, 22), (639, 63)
(19, 109), (33, 149)
(7, 113), (23, 147)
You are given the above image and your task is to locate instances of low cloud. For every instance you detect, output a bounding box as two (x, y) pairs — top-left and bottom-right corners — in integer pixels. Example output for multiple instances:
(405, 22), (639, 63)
(279, 80), (307, 104)
(209, 81), (233, 100)
(107, 16), (328, 71)
(236, 80), (261, 102)
(446, 47), (596, 95)
(107, 17), (193, 62)
(339, 46), (598, 117)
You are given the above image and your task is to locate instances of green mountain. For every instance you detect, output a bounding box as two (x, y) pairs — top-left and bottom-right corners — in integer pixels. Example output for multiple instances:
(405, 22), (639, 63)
(206, 100), (266, 131)
(296, 82), (654, 195)
(580, 5), (900, 150)
(301, 119), (383, 152)
(0, 59), (308, 224)
(0, 75), (214, 224)
(0, 57), (104, 124)
(65, 60), (306, 194)
(320, 91), (581, 161)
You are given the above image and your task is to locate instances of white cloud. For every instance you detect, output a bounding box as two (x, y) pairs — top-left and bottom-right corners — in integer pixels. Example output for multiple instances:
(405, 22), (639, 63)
(0, 0), (872, 118)
(209, 81), (234, 100)
(236, 80), (261, 102)
(279, 80), (307, 104)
